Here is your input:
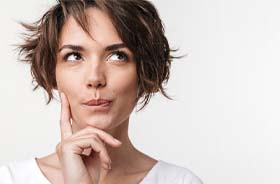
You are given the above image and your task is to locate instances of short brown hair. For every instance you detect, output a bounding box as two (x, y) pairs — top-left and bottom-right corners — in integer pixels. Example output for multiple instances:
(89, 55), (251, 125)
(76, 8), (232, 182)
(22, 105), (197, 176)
(17, 0), (179, 111)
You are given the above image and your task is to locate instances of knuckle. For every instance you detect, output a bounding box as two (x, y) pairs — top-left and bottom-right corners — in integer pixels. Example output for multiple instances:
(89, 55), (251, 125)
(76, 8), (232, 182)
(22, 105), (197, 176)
(100, 146), (108, 153)
(90, 137), (103, 147)
(84, 127), (93, 134)
(87, 126), (98, 134)
(59, 141), (72, 152)
(92, 141), (103, 150)
(90, 134), (99, 140)
(84, 126), (113, 142)
(101, 152), (110, 162)
(92, 145), (101, 153)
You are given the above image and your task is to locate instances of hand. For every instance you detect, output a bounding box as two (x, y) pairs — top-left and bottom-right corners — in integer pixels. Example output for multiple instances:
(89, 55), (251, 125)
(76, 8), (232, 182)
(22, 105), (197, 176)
(56, 92), (122, 184)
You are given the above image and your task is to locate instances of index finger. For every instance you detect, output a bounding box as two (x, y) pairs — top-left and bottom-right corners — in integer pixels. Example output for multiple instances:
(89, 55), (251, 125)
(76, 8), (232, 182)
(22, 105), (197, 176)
(60, 92), (73, 139)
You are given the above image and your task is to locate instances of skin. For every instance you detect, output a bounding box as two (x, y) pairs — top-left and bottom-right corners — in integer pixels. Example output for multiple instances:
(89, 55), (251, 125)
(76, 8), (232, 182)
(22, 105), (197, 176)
(36, 7), (157, 184)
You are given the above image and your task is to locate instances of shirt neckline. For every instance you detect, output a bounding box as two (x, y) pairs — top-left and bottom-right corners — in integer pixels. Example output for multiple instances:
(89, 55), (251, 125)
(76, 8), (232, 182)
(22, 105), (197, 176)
(33, 158), (52, 183)
(32, 157), (161, 183)
(139, 160), (162, 183)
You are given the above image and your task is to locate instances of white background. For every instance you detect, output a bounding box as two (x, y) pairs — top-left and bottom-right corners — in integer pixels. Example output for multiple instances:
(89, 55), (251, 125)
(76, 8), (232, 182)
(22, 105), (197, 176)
(1, 0), (280, 183)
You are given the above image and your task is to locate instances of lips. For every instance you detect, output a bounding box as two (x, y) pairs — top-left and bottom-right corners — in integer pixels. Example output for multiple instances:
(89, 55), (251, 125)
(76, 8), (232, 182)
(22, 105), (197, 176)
(83, 99), (111, 106)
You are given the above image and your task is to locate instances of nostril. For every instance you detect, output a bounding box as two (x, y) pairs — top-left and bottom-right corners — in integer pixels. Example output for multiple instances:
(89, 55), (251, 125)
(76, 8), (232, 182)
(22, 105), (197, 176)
(97, 83), (103, 88)
(87, 82), (104, 88)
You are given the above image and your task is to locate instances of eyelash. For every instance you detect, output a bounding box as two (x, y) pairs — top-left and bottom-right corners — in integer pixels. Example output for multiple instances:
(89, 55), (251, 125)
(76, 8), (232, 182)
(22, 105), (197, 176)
(62, 50), (129, 63)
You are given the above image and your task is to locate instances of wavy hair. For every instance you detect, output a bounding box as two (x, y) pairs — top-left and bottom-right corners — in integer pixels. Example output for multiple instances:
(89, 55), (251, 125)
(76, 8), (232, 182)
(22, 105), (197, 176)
(17, 0), (180, 111)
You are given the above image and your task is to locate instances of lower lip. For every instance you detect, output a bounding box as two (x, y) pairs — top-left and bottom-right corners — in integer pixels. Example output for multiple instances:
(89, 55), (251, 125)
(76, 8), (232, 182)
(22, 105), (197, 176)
(82, 101), (112, 112)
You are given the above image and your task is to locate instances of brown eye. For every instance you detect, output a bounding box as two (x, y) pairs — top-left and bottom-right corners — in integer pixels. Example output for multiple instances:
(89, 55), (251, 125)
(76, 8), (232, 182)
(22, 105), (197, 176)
(107, 51), (129, 62)
(63, 52), (83, 62)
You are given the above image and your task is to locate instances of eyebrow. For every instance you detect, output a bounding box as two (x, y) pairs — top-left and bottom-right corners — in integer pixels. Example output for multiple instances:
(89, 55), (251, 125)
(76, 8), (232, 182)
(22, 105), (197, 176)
(58, 43), (127, 53)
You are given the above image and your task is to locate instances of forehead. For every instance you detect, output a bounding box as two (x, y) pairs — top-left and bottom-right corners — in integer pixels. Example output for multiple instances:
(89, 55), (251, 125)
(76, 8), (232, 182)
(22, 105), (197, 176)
(58, 7), (122, 48)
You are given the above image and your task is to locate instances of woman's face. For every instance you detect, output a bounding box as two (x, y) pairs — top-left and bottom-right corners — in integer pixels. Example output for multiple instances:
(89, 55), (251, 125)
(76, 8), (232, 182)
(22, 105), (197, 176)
(56, 8), (138, 131)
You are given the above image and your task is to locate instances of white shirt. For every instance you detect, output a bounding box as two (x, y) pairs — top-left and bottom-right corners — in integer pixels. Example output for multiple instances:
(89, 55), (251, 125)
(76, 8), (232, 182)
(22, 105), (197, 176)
(0, 158), (203, 184)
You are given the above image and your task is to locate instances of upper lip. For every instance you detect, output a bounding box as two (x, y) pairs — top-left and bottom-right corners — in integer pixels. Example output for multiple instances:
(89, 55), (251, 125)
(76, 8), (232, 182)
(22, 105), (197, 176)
(83, 99), (111, 106)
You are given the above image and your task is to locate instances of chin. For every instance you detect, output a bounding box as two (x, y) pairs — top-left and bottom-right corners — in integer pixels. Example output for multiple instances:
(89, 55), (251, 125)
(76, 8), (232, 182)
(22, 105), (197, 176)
(78, 115), (114, 130)
(72, 109), (129, 131)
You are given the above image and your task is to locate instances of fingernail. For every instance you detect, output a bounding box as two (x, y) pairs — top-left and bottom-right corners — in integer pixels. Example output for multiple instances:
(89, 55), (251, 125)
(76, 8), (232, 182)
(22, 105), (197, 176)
(113, 139), (122, 144)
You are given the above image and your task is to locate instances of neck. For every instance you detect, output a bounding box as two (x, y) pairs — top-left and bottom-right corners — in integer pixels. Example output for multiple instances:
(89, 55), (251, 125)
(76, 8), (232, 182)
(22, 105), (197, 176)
(37, 118), (156, 183)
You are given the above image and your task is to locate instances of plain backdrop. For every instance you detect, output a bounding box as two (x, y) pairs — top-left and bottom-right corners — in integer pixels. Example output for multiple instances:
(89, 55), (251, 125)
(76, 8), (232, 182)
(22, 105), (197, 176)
(1, 0), (280, 184)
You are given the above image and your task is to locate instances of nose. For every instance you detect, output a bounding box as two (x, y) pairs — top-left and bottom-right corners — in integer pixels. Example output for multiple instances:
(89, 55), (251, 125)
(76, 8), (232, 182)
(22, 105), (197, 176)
(85, 62), (106, 89)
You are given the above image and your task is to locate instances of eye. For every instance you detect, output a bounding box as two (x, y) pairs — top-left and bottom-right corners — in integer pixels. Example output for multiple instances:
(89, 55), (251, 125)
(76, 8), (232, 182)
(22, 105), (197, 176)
(63, 52), (83, 62)
(107, 51), (129, 62)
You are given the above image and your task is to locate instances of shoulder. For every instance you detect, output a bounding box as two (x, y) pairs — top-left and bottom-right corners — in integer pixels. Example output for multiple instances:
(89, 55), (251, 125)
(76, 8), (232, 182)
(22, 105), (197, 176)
(0, 158), (49, 184)
(141, 160), (203, 184)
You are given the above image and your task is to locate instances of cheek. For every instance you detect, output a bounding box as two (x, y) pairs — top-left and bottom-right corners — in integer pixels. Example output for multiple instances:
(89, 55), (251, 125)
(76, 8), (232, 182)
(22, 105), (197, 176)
(56, 65), (70, 85)
(111, 67), (138, 95)
(110, 70), (138, 108)
(107, 75), (137, 126)
(56, 69), (81, 103)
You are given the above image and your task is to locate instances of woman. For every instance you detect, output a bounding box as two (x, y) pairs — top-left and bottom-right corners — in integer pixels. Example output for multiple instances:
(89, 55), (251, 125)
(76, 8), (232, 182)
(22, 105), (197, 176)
(0, 0), (203, 183)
